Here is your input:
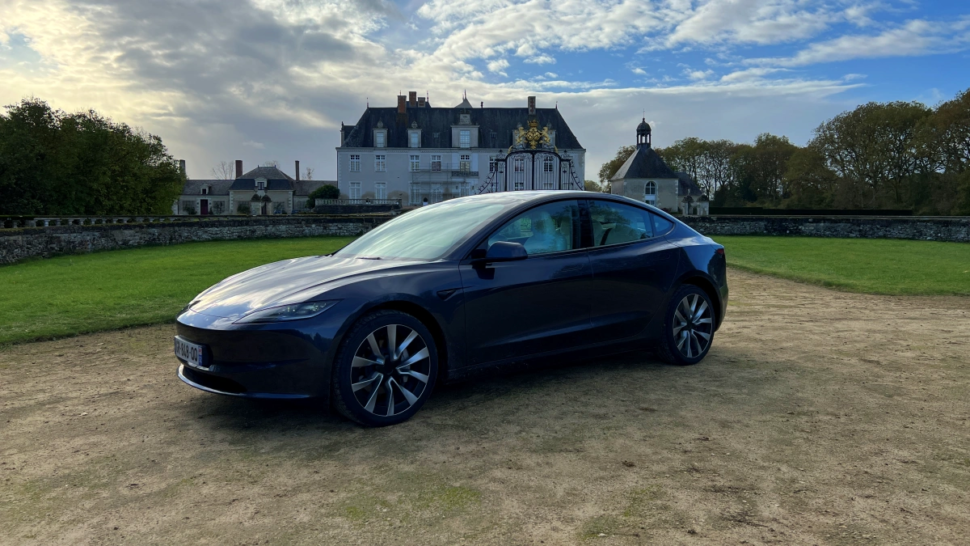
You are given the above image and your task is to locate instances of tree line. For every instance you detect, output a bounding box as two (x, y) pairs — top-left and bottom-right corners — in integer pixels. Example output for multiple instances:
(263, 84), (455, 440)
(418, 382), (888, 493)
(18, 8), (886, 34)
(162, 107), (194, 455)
(0, 98), (184, 216)
(599, 89), (970, 215)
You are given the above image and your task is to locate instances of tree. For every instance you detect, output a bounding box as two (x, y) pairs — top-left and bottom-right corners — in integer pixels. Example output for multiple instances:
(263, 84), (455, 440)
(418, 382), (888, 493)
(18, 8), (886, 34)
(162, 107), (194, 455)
(783, 145), (838, 208)
(811, 101), (931, 208)
(211, 161), (235, 180)
(304, 166), (315, 180)
(584, 180), (603, 192)
(0, 98), (184, 215)
(656, 137), (706, 187)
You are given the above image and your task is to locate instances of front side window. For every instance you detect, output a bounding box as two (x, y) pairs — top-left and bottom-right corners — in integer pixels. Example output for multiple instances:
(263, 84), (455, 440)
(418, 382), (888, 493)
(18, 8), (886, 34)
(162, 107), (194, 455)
(349, 182), (361, 199)
(350, 154), (361, 172)
(375, 182), (386, 199)
(431, 155), (442, 172)
(375, 154), (386, 172)
(459, 154), (471, 173)
(460, 130), (470, 148)
(589, 200), (655, 247)
(375, 131), (386, 148)
(487, 200), (581, 256)
(410, 154), (420, 172)
(645, 181), (657, 195)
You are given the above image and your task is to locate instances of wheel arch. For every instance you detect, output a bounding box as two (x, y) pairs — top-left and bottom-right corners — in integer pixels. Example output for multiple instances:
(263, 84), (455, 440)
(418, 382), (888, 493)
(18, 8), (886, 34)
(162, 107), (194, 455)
(365, 300), (450, 386)
(678, 274), (722, 329)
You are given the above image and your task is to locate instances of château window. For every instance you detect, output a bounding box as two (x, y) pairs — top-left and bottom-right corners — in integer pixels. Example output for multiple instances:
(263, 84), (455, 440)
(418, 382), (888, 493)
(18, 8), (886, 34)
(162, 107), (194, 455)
(459, 154), (471, 173)
(489, 156), (498, 173)
(375, 154), (386, 172)
(349, 154), (361, 172)
(431, 155), (442, 172)
(409, 132), (420, 148)
(350, 182), (361, 199)
(543, 156), (555, 172)
(645, 181), (657, 196)
(459, 130), (470, 149)
(375, 182), (386, 199)
(410, 154), (420, 172)
(257, 181), (264, 190)
(375, 132), (386, 148)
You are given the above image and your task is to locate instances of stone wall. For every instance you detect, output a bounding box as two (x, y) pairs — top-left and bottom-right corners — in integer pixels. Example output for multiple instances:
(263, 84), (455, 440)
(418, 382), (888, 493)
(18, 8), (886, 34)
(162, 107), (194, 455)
(0, 216), (391, 265)
(682, 215), (970, 243)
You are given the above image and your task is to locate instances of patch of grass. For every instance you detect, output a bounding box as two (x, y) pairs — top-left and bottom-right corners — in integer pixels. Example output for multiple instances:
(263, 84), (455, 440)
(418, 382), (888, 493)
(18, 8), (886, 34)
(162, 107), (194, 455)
(0, 237), (354, 345)
(717, 236), (970, 296)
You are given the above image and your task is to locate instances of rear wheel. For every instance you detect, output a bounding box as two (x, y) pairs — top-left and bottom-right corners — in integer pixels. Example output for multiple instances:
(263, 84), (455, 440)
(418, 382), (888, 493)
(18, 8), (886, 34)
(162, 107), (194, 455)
(657, 285), (715, 366)
(332, 310), (438, 426)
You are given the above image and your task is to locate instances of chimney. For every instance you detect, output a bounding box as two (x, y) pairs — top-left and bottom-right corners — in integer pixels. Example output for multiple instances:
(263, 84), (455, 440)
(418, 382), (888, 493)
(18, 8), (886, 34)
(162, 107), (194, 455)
(418, 97), (426, 107)
(295, 160), (300, 182)
(235, 160), (243, 179)
(528, 96), (536, 115)
(408, 91), (417, 107)
(480, 102), (483, 108)
(179, 159), (186, 175)
(397, 95), (406, 114)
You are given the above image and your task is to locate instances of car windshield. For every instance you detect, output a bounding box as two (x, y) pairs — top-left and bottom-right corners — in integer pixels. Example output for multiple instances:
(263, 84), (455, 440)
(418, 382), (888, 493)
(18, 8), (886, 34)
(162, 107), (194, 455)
(336, 199), (507, 260)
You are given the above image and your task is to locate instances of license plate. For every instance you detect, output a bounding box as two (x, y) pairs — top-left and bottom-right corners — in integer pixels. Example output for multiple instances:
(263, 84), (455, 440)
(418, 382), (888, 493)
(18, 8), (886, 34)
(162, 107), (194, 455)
(174, 336), (207, 368)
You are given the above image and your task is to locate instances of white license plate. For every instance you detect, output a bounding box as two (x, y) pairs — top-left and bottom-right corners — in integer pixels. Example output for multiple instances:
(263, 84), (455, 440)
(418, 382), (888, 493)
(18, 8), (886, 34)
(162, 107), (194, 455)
(174, 336), (207, 368)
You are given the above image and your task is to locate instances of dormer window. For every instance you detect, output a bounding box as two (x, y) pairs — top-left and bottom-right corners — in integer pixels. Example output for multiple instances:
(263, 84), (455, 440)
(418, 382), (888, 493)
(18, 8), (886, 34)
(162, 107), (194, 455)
(375, 131), (386, 148)
(201, 186), (209, 195)
(409, 131), (420, 148)
(459, 130), (470, 148)
(257, 180), (265, 190)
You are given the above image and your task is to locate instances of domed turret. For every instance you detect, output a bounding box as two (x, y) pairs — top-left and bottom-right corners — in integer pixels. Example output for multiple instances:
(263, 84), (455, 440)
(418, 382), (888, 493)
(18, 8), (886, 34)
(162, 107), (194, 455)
(636, 117), (652, 147)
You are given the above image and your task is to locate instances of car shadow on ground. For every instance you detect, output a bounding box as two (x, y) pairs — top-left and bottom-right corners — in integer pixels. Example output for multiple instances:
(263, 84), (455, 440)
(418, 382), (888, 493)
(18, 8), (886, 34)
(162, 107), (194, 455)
(181, 346), (759, 443)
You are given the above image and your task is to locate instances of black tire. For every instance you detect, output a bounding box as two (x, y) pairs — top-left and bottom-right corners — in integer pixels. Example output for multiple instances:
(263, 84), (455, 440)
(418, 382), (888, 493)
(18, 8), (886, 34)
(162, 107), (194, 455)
(331, 310), (438, 427)
(657, 285), (716, 366)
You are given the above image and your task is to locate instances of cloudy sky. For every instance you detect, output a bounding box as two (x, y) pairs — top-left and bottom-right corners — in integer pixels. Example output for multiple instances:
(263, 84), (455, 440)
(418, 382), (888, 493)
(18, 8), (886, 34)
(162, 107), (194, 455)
(1, 0), (968, 180)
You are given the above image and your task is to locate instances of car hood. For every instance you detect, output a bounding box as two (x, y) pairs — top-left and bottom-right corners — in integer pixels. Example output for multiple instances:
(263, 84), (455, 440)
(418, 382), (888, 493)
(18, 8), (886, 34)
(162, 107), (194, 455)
(188, 255), (405, 319)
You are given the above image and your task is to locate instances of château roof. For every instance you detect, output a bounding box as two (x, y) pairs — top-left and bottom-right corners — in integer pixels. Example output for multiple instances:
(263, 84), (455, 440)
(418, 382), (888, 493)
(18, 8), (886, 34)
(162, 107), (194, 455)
(341, 106), (583, 150)
(229, 166), (295, 191)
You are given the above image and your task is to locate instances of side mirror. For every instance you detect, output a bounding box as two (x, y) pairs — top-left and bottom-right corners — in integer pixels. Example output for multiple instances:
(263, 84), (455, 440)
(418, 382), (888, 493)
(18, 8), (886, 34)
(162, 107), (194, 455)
(480, 241), (528, 263)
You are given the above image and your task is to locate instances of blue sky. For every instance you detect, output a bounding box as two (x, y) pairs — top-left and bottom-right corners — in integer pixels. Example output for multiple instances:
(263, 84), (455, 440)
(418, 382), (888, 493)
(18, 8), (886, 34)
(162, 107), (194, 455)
(1, 0), (968, 180)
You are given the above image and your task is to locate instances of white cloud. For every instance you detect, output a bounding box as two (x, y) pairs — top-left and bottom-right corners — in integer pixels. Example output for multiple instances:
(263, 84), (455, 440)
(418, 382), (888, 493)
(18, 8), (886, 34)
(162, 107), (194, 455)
(545, 72), (558, 78)
(487, 58), (509, 75)
(686, 69), (715, 80)
(719, 67), (783, 82)
(632, 67), (647, 75)
(666, 0), (835, 47)
(749, 18), (970, 67)
(524, 54), (556, 64)
(242, 140), (265, 149)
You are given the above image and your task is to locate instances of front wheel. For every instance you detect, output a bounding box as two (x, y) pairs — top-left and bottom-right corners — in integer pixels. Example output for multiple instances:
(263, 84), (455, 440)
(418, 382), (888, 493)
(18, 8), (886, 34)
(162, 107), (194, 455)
(657, 285), (715, 366)
(331, 310), (438, 426)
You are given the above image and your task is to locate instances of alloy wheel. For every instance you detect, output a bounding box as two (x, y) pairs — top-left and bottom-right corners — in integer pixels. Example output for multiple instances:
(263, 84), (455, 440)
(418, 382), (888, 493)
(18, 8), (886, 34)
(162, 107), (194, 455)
(349, 324), (432, 417)
(672, 293), (714, 359)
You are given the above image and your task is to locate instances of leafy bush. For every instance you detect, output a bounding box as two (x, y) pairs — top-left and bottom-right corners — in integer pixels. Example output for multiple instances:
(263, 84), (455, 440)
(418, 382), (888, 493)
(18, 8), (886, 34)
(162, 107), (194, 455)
(236, 203), (251, 215)
(308, 184), (340, 201)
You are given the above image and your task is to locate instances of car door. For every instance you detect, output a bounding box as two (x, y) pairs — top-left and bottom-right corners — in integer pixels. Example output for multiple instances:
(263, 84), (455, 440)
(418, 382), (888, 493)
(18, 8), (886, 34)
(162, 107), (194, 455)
(586, 200), (681, 341)
(459, 199), (593, 364)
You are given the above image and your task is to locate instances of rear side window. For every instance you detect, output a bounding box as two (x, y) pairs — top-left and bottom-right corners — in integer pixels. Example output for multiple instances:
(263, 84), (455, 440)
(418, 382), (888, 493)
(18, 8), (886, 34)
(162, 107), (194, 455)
(589, 201), (654, 247)
(651, 214), (674, 235)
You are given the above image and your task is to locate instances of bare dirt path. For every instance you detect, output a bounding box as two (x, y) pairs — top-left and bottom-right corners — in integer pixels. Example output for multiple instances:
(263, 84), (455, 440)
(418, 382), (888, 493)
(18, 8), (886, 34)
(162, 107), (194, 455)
(2, 269), (969, 545)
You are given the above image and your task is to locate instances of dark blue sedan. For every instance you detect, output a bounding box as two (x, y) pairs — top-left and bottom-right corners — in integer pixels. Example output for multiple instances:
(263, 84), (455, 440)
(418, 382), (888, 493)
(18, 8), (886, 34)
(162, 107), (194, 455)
(175, 191), (727, 426)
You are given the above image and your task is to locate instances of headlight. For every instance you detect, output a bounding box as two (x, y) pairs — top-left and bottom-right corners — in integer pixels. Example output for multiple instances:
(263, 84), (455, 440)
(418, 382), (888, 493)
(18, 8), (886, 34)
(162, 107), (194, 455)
(233, 301), (338, 324)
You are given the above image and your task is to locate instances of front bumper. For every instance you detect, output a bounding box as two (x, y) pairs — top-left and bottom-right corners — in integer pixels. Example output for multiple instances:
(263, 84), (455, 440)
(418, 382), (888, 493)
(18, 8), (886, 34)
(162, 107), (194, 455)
(173, 309), (340, 399)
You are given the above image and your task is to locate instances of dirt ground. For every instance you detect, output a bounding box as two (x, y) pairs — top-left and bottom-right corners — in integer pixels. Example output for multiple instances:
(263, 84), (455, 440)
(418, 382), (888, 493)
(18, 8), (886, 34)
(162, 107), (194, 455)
(1, 269), (969, 546)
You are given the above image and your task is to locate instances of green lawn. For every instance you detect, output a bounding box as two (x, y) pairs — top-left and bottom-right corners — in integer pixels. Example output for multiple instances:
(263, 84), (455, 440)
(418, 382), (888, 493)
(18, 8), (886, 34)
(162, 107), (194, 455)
(717, 236), (970, 296)
(1, 235), (967, 347)
(0, 237), (354, 345)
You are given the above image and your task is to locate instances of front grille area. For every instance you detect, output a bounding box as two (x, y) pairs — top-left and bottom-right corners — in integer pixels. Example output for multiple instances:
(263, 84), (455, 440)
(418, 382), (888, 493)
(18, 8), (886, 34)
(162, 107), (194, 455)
(181, 366), (247, 394)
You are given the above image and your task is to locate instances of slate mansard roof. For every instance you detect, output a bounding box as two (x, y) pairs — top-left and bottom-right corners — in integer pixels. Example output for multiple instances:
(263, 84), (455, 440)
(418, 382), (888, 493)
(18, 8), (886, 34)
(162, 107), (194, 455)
(341, 106), (584, 150)
(611, 143), (678, 181)
(181, 179), (234, 196)
(229, 166), (295, 191)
